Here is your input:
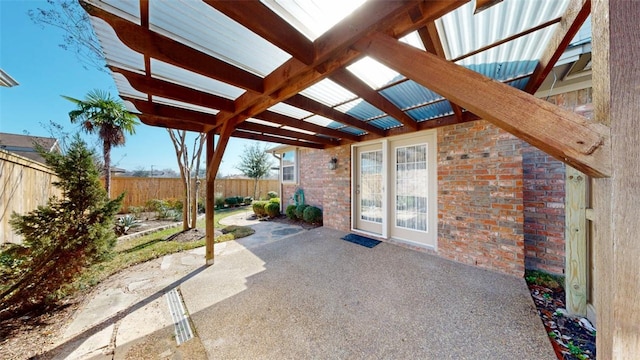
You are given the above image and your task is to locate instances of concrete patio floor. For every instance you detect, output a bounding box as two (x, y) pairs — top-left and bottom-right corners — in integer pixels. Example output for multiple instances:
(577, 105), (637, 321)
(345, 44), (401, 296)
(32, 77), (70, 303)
(49, 219), (555, 359)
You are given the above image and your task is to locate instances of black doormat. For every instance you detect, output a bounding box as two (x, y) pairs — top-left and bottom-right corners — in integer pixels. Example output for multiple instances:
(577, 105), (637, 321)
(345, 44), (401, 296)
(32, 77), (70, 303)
(340, 234), (382, 248)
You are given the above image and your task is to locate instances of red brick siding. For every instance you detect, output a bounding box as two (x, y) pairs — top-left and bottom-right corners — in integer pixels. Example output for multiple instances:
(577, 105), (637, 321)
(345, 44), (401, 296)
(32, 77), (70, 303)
(281, 146), (351, 232)
(522, 145), (566, 275)
(438, 121), (525, 276)
(522, 88), (592, 275)
(321, 146), (352, 232)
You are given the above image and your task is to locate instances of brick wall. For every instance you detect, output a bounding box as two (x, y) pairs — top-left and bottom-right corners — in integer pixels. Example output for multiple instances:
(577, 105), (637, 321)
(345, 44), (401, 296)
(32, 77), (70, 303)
(438, 121), (525, 276)
(523, 88), (592, 275)
(281, 146), (351, 232)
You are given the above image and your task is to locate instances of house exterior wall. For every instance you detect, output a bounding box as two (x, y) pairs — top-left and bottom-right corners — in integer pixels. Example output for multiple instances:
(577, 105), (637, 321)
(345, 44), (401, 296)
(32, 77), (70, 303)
(523, 88), (592, 275)
(282, 89), (591, 277)
(281, 146), (351, 232)
(437, 121), (525, 276)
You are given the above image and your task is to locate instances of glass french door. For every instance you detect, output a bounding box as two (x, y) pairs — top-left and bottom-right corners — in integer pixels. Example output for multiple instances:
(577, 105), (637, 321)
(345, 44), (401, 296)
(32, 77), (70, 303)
(353, 132), (436, 248)
(391, 143), (430, 243)
(355, 144), (383, 234)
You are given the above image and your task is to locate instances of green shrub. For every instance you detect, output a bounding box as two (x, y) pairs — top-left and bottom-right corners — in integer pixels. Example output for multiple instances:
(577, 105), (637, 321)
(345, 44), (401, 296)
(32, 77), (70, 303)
(215, 197), (225, 208)
(269, 197), (280, 203)
(285, 204), (297, 220)
(145, 198), (167, 212)
(169, 198), (184, 211)
(2, 135), (123, 316)
(252, 201), (268, 217)
(244, 197), (253, 204)
(267, 191), (278, 199)
(128, 206), (143, 219)
(265, 202), (280, 218)
(225, 197), (239, 207)
(295, 204), (309, 220)
(303, 206), (323, 224)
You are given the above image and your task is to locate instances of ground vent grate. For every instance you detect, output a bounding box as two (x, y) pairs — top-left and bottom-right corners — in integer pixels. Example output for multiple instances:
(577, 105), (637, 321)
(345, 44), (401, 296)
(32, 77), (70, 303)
(166, 287), (194, 345)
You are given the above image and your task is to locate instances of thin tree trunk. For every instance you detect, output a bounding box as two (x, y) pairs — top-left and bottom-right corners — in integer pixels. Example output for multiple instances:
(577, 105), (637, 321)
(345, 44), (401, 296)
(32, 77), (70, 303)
(191, 134), (206, 229)
(103, 141), (111, 198)
(191, 180), (199, 229)
(253, 178), (259, 200)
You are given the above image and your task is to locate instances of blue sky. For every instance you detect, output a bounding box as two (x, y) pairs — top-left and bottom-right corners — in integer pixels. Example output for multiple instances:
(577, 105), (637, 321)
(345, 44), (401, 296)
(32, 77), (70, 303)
(0, 0), (273, 176)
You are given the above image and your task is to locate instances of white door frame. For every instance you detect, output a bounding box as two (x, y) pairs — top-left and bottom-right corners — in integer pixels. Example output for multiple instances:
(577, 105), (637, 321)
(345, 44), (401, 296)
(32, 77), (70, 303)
(351, 131), (437, 249)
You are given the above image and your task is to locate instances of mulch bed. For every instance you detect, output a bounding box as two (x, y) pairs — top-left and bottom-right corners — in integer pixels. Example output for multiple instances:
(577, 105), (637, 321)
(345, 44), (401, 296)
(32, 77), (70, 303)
(528, 283), (596, 359)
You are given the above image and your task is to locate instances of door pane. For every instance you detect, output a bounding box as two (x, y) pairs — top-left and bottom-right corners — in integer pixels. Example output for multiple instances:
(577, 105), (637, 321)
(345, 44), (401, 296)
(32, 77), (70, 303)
(395, 144), (428, 232)
(360, 150), (383, 223)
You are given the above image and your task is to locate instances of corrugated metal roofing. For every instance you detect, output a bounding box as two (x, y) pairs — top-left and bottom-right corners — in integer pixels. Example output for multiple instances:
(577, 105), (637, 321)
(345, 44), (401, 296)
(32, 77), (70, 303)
(153, 96), (219, 115)
(300, 79), (357, 107)
(151, 59), (246, 99)
(112, 73), (146, 99)
(408, 101), (454, 122)
(368, 116), (403, 130)
(336, 99), (384, 121)
(149, 0), (291, 77)
(347, 57), (403, 90)
(380, 80), (444, 112)
(268, 103), (313, 119)
(86, 0), (580, 147)
(438, 0), (567, 62)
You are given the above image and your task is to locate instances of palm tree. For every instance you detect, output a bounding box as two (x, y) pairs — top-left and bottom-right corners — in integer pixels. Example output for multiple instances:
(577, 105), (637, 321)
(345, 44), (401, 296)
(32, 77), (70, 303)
(63, 89), (139, 197)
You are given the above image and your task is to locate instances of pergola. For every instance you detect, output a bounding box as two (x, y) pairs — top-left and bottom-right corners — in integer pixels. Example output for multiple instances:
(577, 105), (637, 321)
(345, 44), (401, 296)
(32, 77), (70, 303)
(83, 0), (638, 356)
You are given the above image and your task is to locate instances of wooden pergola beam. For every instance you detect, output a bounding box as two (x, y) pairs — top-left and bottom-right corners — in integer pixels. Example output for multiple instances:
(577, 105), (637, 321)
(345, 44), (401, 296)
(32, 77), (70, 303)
(361, 111), (480, 142)
(124, 98), (218, 129)
(204, 0), (314, 65)
(524, 0), (591, 94)
(139, 114), (206, 133)
(236, 122), (339, 146)
(356, 32), (610, 178)
(215, 1), (467, 127)
(284, 94), (384, 137)
(474, 0), (503, 14)
(254, 111), (359, 143)
(330, 68), (418, 130)
(82, 2), (264, 93)
(417, 22), (465, 122)
(111, 66), (235, 113)
(232, 130), (326, 150)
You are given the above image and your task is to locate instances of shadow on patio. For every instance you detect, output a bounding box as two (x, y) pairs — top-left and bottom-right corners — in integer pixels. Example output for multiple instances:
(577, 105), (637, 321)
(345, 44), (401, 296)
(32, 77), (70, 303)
(181, 227), (555, 359)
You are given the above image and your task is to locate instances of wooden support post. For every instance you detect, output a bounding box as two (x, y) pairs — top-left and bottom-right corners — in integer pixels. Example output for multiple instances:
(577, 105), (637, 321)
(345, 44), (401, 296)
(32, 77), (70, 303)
(204, 122), (234, 265)
(205, 130), (215, 265)
(592, 0), (640, 357)
(565, 166), (587, 316)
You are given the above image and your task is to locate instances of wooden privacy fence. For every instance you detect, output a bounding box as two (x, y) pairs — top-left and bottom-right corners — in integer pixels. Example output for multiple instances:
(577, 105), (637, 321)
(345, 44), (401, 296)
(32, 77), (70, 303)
(1, 150), (61, 244)
(108, 177), (279, 211)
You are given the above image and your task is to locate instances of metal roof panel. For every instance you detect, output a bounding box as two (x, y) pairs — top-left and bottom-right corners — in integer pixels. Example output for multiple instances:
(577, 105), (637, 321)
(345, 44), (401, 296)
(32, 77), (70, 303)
(149, 0), (291, 77)
(335, 99), (384, 121)
(300, 79), (357, 107)
(150, 59), (246, 99)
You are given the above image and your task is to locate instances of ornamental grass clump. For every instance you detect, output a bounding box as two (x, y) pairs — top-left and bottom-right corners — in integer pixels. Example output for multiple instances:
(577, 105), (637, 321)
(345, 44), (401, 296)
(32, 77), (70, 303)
(1, 135), (123, 319)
